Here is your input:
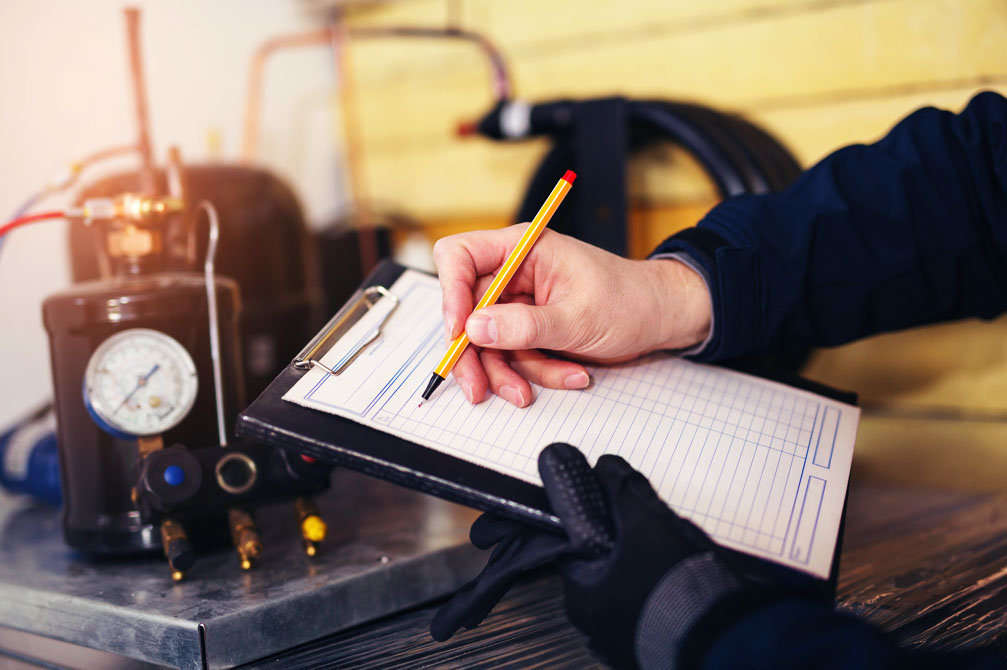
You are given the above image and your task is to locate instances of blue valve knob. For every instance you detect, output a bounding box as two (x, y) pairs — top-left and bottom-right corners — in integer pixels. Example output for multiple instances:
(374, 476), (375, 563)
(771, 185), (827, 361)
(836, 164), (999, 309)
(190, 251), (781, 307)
(163, 465), (185, 487)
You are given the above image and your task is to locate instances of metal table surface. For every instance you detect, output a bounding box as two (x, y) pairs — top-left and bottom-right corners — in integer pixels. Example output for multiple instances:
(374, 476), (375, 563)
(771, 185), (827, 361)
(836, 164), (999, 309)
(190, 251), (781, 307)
(0, 469), (482, 669)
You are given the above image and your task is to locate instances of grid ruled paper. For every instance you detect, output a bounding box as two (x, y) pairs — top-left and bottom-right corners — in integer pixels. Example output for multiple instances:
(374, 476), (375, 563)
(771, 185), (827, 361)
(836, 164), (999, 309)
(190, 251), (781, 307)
(284, 270), (859, 577)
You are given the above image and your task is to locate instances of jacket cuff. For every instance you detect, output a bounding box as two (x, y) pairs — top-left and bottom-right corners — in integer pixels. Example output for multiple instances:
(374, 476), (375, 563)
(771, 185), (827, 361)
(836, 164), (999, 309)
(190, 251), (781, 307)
(650, 223), (763, 361)
(676, 592), (810, 669)
(648, 251), (716, 357)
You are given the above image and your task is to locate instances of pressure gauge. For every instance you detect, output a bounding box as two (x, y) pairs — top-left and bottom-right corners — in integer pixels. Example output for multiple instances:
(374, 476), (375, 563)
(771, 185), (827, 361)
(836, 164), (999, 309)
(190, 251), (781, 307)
(83, 328), (199, 438)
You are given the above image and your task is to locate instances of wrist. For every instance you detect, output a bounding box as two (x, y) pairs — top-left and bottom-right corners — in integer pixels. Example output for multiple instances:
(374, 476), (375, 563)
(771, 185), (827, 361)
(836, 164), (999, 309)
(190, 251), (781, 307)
(674, 586), (791, 670)
(634, 552), (742, 670)
(643, 258), (713, 353)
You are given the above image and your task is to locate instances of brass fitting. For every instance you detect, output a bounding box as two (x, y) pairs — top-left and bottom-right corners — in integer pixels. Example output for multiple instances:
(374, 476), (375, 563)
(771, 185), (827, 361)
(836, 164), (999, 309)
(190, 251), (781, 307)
(67, 194), (184, 226)
(294, 497), (327, 557)
(228, 507), (262, 570)
(116, 193), (184, 223)
(160, 518), (194, 582)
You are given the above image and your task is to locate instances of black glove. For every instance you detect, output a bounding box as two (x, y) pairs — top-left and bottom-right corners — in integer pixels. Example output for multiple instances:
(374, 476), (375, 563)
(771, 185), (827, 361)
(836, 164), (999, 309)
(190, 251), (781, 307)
(432, 443), (823, 669)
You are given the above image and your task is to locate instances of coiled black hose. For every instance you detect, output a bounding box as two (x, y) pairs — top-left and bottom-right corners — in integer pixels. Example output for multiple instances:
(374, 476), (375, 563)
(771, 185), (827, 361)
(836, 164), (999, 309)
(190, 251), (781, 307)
(469, 97), (801, 255)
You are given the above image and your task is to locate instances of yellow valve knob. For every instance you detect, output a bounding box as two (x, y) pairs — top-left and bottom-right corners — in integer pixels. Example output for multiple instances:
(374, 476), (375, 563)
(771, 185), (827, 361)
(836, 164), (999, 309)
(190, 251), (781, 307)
(302, 515), (327, 543)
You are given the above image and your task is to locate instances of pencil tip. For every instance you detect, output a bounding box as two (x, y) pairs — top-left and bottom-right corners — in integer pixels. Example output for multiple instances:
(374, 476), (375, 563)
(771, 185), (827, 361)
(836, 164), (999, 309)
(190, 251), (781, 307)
(417, 401), (423, 408)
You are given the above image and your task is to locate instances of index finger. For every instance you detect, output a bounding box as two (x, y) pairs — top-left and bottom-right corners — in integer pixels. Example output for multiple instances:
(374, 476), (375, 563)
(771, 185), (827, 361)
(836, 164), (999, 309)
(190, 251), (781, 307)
(432, 225), (531, 340)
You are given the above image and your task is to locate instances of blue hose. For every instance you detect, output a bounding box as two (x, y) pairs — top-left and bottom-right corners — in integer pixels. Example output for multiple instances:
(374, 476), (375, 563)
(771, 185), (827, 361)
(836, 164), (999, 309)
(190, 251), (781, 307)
(0, 406), (62, 506)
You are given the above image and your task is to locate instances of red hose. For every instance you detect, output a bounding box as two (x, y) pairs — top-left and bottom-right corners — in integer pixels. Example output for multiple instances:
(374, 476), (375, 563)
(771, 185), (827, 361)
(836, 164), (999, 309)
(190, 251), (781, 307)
(0, 211), (65, 238)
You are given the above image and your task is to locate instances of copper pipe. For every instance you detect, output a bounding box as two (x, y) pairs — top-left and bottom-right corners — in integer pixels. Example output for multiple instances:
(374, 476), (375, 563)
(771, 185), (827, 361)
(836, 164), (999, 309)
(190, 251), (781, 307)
(241, 28), (333, 162)
(240, 24), (512, 162)
(123, 8), (157, 194)
(351, 26), (511, 100)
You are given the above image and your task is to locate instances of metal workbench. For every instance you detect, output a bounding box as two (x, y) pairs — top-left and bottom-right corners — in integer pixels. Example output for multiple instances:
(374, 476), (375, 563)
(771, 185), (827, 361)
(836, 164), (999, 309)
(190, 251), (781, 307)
(0, 469), (482, 669)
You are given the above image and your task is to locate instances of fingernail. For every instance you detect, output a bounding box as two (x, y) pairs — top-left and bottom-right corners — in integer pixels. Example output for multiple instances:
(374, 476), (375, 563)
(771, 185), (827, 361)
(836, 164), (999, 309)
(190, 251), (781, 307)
(467, 314), (497, 345)
(498, 385), (525, 407)
(459, 379), (474, 403)
(444, 311), (457, 339)
(564, 372), (590, 389)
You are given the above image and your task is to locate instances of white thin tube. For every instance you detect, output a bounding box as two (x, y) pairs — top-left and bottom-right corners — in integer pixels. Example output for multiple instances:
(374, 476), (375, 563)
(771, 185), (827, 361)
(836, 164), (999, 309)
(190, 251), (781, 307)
(200, 201), (228, 447)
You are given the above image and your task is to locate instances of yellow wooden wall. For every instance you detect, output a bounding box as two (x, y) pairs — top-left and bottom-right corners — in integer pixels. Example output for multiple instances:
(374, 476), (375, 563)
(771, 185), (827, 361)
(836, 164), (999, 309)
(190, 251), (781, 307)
(343, 0), (1005, 235)
(340, 0), (1007, 489)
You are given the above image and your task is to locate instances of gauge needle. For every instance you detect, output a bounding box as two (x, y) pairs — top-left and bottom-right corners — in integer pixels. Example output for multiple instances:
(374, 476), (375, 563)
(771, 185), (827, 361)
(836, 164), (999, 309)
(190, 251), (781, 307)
(115, 364), (161, 414)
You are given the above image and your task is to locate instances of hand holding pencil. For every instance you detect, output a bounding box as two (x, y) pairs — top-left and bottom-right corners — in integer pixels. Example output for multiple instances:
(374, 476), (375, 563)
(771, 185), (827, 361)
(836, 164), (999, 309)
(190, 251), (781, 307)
(422, 170), (577, 405)
(431, 172), (713, 408)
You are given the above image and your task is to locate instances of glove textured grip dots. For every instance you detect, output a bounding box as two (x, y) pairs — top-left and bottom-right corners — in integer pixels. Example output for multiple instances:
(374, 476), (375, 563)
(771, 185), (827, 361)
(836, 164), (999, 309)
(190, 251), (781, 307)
(539, 443), (614, 556)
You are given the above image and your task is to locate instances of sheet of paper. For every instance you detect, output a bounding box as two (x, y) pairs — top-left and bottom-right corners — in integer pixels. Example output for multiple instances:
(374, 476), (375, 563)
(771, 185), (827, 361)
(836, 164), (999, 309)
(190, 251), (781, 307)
(285, 270), (860, 577)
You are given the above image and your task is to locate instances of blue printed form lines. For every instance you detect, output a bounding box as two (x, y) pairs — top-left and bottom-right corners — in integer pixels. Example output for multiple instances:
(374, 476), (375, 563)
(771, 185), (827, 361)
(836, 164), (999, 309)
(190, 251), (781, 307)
(791, 476), (827, 563)
(592, 364), (822, 557)
(812, 407), (840, 469)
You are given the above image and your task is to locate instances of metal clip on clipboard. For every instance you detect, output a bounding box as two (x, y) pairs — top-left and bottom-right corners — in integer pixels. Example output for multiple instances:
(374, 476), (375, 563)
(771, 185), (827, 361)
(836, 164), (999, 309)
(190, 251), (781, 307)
(293, 286), (399, 376)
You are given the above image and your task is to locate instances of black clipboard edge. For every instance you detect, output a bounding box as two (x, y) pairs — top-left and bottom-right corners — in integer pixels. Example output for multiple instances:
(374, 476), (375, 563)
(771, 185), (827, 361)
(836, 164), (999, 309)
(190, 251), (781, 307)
(237, 410), (559, 529)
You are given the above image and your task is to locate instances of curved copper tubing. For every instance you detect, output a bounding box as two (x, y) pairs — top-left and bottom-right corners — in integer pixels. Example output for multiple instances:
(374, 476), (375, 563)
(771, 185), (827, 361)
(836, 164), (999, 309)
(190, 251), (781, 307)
(241, 25), (512, 161)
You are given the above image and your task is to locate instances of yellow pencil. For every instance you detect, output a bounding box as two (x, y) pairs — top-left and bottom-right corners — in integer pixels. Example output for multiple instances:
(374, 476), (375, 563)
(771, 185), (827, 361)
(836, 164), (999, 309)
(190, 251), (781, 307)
(420, 169), (577, 404)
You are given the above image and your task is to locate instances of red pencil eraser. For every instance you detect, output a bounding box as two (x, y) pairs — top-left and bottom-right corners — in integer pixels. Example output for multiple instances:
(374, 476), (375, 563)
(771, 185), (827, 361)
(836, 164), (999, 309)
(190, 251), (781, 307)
(561, 170), (577, 184)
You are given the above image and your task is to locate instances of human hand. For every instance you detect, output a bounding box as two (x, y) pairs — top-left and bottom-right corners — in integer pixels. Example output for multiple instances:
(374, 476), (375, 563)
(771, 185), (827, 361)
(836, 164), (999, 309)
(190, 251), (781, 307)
(433, 226), (712, 406)
(431, 444), (820, 669)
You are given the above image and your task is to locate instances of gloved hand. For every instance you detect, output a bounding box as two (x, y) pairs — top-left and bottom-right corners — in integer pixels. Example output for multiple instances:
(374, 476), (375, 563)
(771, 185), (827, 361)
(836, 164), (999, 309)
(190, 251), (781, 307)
(432, 443), (824, 669)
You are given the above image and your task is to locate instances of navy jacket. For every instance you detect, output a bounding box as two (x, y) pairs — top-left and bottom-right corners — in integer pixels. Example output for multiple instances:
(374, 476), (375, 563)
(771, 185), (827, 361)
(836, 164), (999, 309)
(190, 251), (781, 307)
(654, 92), (1006, 668)
(654, 91), (1007, 362)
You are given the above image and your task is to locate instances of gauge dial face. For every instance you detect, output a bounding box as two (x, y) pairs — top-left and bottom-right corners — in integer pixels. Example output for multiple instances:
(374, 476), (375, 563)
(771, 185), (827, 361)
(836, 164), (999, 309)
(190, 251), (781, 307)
(83, 328), (198, 438)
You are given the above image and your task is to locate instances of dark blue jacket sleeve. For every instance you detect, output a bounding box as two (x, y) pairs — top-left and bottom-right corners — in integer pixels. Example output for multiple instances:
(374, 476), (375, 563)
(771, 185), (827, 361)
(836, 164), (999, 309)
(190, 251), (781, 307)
(652, 91), (1007, 361)
(693, 599), (1003, 670)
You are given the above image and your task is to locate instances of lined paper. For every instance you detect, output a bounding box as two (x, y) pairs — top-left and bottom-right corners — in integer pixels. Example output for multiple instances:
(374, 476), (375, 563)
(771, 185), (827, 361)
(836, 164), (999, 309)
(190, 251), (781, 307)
(284, 270), (859, 577)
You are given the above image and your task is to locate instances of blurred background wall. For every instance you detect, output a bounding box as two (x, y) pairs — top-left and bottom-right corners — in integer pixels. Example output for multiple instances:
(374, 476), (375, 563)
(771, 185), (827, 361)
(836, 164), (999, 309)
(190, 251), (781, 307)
(341, 0), (1005, 244)
(1, 0), (1005, 487)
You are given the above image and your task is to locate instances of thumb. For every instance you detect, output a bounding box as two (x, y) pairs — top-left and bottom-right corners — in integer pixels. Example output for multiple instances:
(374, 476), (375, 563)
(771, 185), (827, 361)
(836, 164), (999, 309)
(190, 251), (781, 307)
(466, 303), (574, 351)
(539, 443), (614, 556)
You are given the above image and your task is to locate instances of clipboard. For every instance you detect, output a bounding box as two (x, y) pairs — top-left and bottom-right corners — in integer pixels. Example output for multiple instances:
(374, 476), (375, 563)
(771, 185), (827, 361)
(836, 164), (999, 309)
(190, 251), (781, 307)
(237, 260), (554, 527)
(237, 259), (851, 590)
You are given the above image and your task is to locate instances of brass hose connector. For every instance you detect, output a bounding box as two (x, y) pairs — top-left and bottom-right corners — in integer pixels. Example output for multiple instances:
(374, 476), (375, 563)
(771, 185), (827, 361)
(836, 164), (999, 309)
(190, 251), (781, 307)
(294, 497), (327, 557)
(228, 507), (263, 570)
(160, 518), (194, 582)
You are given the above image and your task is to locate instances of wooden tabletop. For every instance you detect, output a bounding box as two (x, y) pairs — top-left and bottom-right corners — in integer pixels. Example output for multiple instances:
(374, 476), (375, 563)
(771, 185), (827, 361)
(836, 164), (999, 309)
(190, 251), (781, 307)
(240, 481), (1007, 669)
